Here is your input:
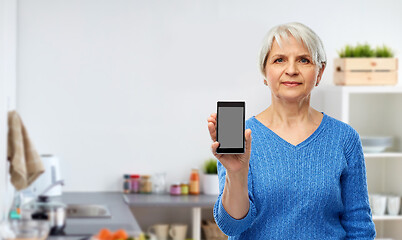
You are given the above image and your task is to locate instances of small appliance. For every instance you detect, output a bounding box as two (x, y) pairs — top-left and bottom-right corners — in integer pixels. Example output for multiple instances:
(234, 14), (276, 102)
(27, 154), (63, 197)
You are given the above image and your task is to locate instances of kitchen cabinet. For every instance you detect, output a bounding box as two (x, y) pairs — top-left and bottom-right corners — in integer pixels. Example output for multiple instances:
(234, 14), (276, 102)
(323, 85), (402, 239)
(124, 193), (217, 240)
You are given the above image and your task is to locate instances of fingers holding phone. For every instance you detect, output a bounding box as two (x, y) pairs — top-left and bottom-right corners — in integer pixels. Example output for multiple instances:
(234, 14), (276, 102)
(209, 129), (252, 155)
(210, 129), (252, 174)
(207, 113), (217, 142)
(207, 102), (252, 173)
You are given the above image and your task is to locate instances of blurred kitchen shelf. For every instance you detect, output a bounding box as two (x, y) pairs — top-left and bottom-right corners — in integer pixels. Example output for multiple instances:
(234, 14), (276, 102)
(365, 152), (402, 159)
(324, 85), (402, 94)
(324, 85), (402, 234)
(373, 215), (402, 221)
(323, 85), (402, 124)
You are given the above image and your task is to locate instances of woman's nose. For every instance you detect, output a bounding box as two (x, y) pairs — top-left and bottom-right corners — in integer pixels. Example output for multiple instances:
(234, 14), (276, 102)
(285, 62), (299, 76)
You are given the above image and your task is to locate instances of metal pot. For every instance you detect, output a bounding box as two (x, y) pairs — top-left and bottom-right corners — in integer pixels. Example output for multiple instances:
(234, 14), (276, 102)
(30, 195), (66, 235)
(21, 180), (67, 235)
(22, 195), (67, 235)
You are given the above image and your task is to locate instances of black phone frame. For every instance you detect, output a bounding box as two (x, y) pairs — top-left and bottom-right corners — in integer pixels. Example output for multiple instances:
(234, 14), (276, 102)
(216, 101), (245, 154)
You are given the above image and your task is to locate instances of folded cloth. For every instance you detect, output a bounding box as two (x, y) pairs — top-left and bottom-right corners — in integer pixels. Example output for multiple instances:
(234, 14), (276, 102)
(7, 111), (44, 190)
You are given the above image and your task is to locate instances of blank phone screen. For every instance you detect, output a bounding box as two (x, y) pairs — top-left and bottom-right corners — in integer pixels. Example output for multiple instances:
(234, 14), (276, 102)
(218, 107), (244, 148)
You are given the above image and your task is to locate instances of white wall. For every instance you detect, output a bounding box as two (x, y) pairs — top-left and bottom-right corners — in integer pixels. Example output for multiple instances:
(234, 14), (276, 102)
(16, 0), (402, 191)
(0, 0), (7, 221)
(1, 0), (17, 220)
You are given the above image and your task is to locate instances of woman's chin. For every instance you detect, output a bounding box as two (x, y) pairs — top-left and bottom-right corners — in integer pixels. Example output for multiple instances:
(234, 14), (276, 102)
(276, 93), (309, 103)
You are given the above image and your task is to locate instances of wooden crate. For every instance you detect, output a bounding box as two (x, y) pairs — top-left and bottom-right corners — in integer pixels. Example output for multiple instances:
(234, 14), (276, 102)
(333, 58), (398, 85)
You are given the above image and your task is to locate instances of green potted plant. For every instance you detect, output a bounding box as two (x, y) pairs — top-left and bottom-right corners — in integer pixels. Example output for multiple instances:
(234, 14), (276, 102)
(334, 43), (398, 85)
(202, 158), (219, 195)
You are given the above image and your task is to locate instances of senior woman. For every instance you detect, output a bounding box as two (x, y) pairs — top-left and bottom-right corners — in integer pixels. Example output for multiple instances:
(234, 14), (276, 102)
(207, 22), (376, 239)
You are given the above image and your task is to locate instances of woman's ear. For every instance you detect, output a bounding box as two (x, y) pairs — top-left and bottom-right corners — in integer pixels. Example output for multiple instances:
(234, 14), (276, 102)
(316, 63), (326, 86)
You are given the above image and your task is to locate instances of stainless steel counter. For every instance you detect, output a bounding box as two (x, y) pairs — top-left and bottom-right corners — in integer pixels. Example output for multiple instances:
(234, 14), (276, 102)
(47, 192), (142, 240)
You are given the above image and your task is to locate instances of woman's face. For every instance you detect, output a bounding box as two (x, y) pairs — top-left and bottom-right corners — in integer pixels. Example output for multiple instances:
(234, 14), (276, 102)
(264, 35), (324, 103)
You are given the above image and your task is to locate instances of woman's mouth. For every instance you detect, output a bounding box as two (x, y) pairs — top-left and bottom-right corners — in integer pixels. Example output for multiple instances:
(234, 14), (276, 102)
(282, 81), (302, 87)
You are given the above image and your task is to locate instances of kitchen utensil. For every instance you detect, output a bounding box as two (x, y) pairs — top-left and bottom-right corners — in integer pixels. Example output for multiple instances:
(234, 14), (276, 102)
(145, 232), (157, 240)
(21, 180), (67, 235)
(371, 194), (387, 216)
(27, 196), (66, 235)
(387, 195), (401, 215)
(148, 224), (169, 240)
(169, 224), (187, 240)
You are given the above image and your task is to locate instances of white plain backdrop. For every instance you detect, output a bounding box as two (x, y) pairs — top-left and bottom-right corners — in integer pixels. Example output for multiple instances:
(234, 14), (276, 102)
(0, 0), (8, 220)
(15, 0), (402, 191)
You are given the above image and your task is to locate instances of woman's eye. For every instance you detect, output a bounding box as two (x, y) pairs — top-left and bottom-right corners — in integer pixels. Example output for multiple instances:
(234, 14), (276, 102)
(300, 58), (310, 63)
(274, 58), (283, 63)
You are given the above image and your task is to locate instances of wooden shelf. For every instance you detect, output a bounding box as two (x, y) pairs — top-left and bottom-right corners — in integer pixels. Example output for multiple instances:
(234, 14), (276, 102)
(373, 215), (402, 221)
(365, 152), (402, 159)
(324, 85), (402, 94)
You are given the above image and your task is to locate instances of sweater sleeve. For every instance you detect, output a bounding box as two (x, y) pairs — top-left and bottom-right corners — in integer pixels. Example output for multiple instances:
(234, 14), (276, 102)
(340, 128), (376, 239)
(213, 160), (257, 236)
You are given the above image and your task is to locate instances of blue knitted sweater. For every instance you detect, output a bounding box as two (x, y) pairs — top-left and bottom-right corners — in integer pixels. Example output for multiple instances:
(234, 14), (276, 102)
(213, 113), (376, 239)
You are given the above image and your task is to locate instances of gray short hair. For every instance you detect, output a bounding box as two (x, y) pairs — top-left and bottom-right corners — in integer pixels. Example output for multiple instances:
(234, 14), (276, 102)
(258, 22), (327, 79)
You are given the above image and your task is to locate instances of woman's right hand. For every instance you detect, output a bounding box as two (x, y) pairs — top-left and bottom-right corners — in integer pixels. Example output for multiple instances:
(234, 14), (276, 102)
(207, 113), (252, 174)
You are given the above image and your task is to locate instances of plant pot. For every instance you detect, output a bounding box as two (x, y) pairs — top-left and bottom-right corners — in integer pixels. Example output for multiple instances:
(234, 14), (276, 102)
(202, 174), (219, 195)
(333, 58), (398, 85)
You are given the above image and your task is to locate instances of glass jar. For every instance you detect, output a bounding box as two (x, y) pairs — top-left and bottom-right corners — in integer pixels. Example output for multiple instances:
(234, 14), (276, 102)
(189, 168), (200, 195)
(153, 172), (167, 194)
(180, 182), (189, 195)
(130, 175), (140, 193)
(140, 175), (152, 194)
(170, 183), (181, 196)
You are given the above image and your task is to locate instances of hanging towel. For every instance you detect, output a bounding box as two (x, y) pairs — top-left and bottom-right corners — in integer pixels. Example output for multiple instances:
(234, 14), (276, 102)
(7, 111), (44, 190)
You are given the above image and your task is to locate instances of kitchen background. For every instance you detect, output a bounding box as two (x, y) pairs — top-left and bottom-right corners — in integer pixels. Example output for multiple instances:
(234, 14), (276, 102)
(1, 0), (402, 239)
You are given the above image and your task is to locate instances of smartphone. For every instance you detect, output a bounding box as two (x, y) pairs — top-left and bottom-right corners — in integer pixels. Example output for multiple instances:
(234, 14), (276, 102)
(216, 101), (245, 154)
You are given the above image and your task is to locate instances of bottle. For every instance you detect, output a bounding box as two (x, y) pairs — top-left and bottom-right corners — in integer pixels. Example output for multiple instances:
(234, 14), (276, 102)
(9, 191), (22, 220)
(189, 168), (200, 195)
(123, 174), (131, 194)
(130, 175), (140, 193)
